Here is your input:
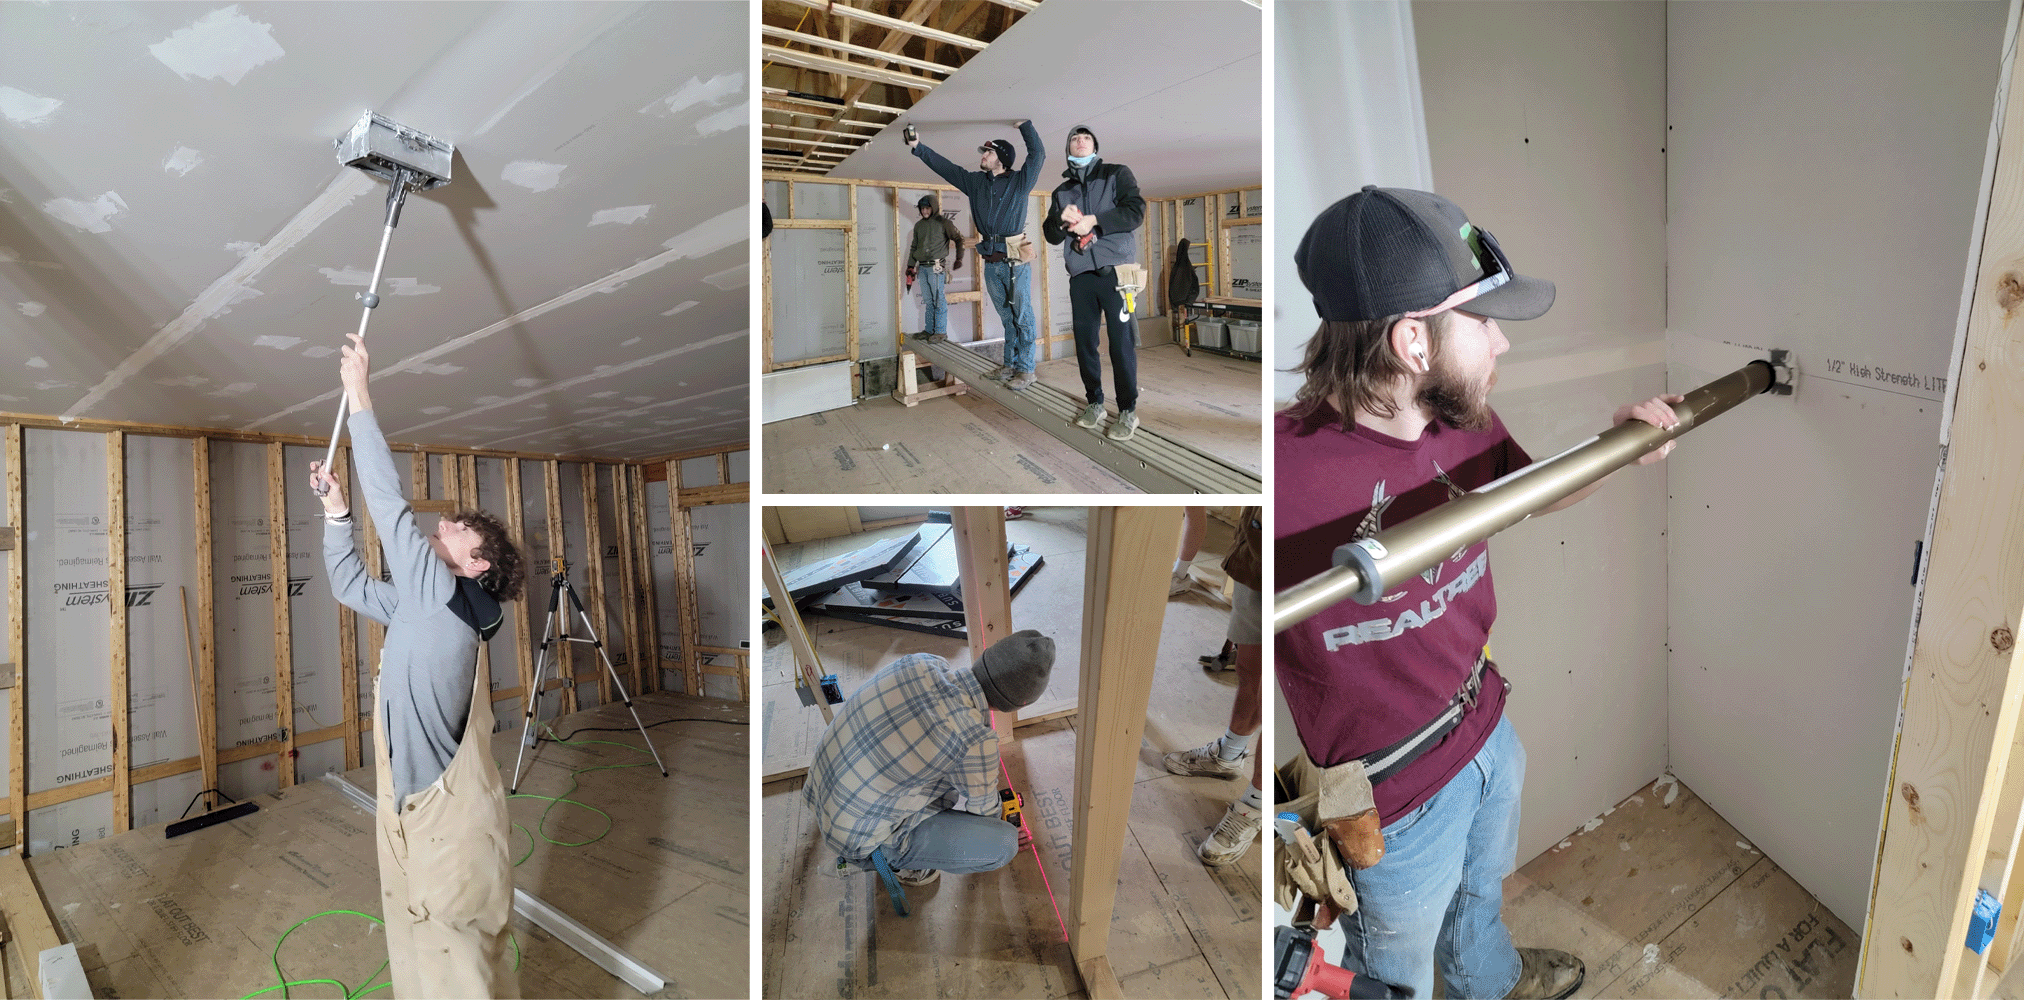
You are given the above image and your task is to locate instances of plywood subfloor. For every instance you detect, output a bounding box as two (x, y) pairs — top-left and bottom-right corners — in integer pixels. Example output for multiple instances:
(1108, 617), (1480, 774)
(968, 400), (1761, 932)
(761, 508), (1258, 999)
(24, 692), (748, 1000)
(762, 344), (1258, 494)
(1502, 775), (1857, 999)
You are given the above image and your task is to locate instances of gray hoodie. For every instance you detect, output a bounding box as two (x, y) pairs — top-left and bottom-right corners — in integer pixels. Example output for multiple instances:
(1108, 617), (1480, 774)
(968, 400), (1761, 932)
(324, 409), (503, 806)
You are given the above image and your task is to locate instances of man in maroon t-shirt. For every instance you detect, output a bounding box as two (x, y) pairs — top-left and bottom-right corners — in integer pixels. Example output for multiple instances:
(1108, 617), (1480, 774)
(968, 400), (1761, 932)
(1275, 186), (1682, 1000)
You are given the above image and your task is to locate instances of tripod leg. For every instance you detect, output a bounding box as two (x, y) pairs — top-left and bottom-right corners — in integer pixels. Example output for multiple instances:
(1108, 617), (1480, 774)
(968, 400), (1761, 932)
(565, 583), (671, 779)
(510, 580), (565, 795)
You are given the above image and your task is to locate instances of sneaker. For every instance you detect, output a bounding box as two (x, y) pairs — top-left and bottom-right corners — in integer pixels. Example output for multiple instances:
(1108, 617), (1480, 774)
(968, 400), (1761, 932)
(1165, 742), (1245, 779)
(1169, 566), (1193, 596)
(924, 332), (947, 344)
(1075, 402), (1105, 428)
(896, 868), (940, 887)
(1105, 408), (1139, 441)
(1006, 371), (1037, 391)
(1197, 798), (1262, 866)
(1507, 948), (1584, 1000)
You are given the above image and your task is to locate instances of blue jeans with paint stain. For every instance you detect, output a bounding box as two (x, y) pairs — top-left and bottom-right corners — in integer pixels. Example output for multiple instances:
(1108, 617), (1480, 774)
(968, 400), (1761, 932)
(984, 258), (1038, 373)
(1340, 716), (1525, 1000)
(888, 808), (1018, 874)
(919, 264), (948, 335)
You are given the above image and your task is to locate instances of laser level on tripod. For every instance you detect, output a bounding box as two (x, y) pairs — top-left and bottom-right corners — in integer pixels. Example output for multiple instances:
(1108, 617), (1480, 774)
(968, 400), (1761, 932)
(509, 558), (669, 793)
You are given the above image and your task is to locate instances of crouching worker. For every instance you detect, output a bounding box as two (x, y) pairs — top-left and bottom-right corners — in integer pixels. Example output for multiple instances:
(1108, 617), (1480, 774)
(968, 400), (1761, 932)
(804, 630), (1055, 893)
(308, 332), (527, 999)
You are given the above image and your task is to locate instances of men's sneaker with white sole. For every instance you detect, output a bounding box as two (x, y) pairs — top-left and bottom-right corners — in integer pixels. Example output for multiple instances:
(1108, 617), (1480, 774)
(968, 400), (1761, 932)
(1197, 798), (1262, 866)
(1075, 402), (1105, 428)
(1164, 742), (1246, 779)
(896, 868), (941, 887)
(1507, 948), (1584, 999)
(1105, 408), (1139, 441)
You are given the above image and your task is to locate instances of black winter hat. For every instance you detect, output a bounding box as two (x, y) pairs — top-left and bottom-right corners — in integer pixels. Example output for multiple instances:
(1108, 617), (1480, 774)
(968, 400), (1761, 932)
(917, 195), (935, 211)
(1294, 186), (1554, 323)
(1068, 125), (1099, 153)
(973, 630), (1054, 712)
(978, 138), (1017, 171)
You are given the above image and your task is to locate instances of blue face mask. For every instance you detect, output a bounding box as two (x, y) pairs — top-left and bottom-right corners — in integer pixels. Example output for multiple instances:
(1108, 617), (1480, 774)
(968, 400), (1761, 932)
(1068, 153), (1096, 168)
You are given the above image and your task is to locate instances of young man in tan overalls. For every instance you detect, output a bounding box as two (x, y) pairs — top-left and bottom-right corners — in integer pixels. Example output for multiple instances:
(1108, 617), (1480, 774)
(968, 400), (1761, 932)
(310, 332), (528, 998)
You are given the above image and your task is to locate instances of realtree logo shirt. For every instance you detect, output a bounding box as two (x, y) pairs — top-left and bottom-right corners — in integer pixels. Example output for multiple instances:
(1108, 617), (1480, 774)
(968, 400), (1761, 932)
(1274, 402), (1532, 822)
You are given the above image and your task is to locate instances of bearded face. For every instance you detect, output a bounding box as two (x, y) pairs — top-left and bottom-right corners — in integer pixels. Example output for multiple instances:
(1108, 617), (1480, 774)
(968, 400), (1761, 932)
(1417, 346), (1498, 432)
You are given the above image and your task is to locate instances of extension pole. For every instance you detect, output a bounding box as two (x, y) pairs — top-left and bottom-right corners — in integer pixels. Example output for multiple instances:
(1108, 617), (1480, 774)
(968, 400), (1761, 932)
(321, 169), (416, 473)
(1274, 357), (1792, 633)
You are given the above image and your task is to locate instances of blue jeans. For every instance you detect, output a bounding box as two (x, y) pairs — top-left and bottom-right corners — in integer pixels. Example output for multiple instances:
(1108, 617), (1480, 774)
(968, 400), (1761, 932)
(984, 258), (1038, 373)
(1341, 716), (1525, 1000)
(888, 808), (1018, 873)
(919, 264), (948, 335)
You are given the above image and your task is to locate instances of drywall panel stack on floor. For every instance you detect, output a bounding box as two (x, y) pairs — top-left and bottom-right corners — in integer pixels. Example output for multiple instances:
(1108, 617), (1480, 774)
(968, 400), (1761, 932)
(1407, 0), (1670, 867)
(1664, 1), (2008, 926)
(691, 502), (748, 701)
(23, 430), (113, 847)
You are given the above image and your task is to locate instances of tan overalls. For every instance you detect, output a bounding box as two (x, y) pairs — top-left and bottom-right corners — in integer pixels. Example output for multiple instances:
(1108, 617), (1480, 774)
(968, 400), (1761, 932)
(372, 661), (519, 999)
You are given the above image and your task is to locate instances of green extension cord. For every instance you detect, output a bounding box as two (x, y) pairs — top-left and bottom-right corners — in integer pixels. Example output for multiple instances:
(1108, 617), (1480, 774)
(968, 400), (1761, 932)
(249, 731), (652, 998)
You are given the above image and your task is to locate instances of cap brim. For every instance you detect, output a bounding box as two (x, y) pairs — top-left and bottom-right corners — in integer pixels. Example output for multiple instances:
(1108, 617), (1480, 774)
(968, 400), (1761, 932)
(1466, 273), (1556, 321)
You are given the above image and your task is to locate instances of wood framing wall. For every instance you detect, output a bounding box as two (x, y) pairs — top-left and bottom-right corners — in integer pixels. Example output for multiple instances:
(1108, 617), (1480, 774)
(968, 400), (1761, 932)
(0, 416), (747, 855)
(761, 172), (1263, 383)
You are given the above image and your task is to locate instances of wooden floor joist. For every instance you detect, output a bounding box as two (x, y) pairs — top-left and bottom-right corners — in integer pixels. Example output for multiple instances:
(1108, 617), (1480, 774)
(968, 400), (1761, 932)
(908, 339), (1262, 494)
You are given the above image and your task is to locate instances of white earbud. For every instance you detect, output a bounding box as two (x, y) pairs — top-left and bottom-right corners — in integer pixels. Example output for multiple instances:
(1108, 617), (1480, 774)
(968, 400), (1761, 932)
(1411, 345), (1429, 372)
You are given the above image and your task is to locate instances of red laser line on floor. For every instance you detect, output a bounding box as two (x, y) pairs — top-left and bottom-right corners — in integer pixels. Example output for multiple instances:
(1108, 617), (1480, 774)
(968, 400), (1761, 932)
(1003, 757), (1069, 942)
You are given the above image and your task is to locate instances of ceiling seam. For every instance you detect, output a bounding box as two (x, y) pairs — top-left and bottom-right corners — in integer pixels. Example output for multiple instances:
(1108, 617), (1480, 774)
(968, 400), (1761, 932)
(475, 383), (745, 448)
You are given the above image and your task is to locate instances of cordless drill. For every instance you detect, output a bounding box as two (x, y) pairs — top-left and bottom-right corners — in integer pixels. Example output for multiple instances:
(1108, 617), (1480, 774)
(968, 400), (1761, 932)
(1274, 926), (1411, 999)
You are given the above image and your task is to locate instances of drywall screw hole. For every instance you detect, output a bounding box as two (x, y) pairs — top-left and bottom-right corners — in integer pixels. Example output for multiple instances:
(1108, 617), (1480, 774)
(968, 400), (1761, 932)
(1902, 937), (1915, 954)
(1994, 627), (2015, 652)
(1902, 782), (1920, 809)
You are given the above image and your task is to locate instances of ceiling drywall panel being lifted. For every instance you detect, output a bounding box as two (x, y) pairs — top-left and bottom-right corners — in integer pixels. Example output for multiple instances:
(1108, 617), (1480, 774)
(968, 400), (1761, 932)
(822, 0), (1262, 200)
(0, 1), (749, 459)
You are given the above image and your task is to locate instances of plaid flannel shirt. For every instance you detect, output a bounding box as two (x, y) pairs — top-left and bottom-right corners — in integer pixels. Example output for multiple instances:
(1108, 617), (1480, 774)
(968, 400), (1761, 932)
(803, 653), (1002, 863)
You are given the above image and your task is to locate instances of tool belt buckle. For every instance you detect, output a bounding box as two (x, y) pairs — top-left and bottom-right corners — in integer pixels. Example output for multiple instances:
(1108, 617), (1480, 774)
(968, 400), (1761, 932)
(1457, 657), (1486, 711)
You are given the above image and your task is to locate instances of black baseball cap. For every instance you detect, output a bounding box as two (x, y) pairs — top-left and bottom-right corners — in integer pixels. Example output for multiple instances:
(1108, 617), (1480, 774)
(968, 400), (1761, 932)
(1295, 186), (1555, 323)
(979, 138), (1017, 170)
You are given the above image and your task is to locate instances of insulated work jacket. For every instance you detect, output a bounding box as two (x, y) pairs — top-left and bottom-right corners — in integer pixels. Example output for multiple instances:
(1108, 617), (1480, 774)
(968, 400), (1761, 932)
(911, 122), (1046, 257)
(1044, 159), (1144, 276)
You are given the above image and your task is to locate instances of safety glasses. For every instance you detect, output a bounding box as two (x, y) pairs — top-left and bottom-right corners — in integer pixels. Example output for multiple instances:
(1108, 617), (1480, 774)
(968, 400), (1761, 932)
(1403, 225), (1512, 318)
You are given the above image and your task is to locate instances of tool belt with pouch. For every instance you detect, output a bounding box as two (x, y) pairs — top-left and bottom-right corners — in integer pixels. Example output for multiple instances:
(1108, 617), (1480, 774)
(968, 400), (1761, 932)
(982, 233), (1037, 264)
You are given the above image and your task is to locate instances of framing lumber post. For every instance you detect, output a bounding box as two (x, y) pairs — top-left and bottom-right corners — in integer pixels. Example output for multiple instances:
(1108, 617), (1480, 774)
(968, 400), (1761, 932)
(543, 460), (575, 715)
(7, 424), (23, 851)
(333, 445), (361, 770)
(266, 443), (295, 788)
(504, 458), (535, 707)
(951, 507), (1015, 746)
(761, 546), (833, 724)
(106, 432), (129, 832)
(633, 466), (662, 695)
(670, 461), (703, 697)
(614, 465), (642, 693)
(192, 439), (220, 808)
(582, 466), (611, 704)
(1067, 506), (1181, 997)
(1861, 16), (2024, 997)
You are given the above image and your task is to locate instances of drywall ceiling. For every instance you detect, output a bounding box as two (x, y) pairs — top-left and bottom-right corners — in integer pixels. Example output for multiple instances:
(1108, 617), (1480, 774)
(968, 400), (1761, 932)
(0, 1), (749, 460)
(824, 0), (1261, 199)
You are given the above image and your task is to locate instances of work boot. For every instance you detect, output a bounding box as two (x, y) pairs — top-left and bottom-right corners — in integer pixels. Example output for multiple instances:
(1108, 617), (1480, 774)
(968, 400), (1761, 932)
(1006, 371), (1037, 391)
(982, 363), (1013, 380)
(1506, 948), (1585, 1000)
(1197, 797), (1262, 866)
(1105, 408), (1139, 441)
(1075, 402), (1105, 428)
(896, 868), (940, 887)
(1165, 741), (1246, 779)
(1170, 564), (1194, 596)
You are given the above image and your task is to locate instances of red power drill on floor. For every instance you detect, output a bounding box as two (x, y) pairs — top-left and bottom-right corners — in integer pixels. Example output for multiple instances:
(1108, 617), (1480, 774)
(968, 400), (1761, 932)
(1275, 926), (1412, 999)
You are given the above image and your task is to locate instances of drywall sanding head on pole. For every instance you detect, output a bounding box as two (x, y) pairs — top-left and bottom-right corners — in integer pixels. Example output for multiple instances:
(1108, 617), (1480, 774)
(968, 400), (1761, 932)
(318, 111), (455, 476)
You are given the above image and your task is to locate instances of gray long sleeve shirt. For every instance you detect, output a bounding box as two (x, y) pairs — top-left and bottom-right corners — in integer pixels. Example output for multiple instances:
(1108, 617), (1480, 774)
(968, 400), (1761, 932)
(324, 409), (499, 807)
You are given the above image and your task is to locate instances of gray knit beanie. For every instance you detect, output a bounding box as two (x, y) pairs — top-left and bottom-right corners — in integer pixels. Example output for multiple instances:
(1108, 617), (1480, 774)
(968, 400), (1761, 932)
(974, 629), (1055, 712)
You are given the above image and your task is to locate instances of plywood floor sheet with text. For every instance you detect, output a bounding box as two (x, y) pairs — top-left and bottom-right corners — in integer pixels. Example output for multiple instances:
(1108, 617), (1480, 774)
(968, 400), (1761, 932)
(22, 691), (747, 1000)
(763, 344), (1260, 494)
(761, 509), (1258, 998)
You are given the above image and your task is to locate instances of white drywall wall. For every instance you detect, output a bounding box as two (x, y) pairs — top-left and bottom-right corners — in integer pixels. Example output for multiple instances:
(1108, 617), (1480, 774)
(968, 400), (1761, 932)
(1664, 0), (2009, 926)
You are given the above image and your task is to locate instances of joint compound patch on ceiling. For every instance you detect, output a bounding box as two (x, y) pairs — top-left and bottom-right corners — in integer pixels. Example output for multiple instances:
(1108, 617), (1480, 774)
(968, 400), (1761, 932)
(0, 246), (63, 270)
(661, 206), (745, 261)
(26, 357), (48, 369)
(149, 6), (286, 85)
(317, 266), (439, 295)
(0, 85), (62, 126)
(408, 363), (463, 375)
(701, 264), (747, 290)
(224, 241), (260, 257)
(251, 335), (301, 350)
(589, 205), (651, 226)
(641, 72), (743, 118)
(696, 103), (747, 137)
(162, 146), (205, 176)
(300, 345), (334, 358)
(18, 302), (46, 317)
(154, 376), (209, 387)
(43, 192), (128, 233)
(206, 382), (255, 397)
(501, 160), (566, 192)
(661, 301), (697, 317)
